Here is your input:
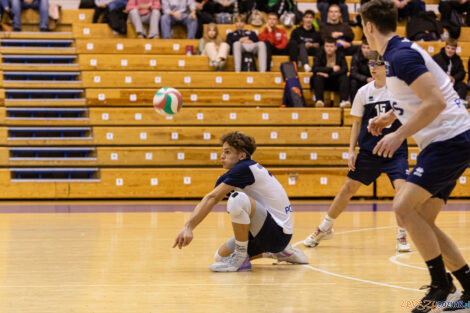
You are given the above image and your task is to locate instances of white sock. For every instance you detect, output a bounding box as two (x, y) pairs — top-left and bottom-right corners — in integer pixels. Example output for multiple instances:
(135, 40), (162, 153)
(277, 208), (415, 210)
(397, 227), (407, 237)
(235, 240), (248, 255)
(319, 215), (335, 231)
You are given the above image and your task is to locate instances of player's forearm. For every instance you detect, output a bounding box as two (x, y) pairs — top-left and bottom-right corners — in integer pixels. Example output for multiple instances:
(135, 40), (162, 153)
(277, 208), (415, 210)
(395, 99), (445, 140)
(184, 195), (217, 230)
(349, 121), (361, 152)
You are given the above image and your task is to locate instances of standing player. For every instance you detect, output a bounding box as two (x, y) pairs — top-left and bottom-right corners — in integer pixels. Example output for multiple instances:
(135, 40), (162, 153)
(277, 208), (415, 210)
(173, 131), (308, 272)
(360, 0), (470, 311)
(303, 50), (411, 252)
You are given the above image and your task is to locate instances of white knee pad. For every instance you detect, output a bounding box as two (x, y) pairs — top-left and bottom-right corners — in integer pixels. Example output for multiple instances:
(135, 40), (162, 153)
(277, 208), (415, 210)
(226, 191), (251, 224)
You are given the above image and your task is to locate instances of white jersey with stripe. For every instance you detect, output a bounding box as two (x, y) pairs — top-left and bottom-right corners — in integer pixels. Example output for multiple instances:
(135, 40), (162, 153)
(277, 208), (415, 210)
(383, 36), (470, 149)
(216, 159), (293, 234)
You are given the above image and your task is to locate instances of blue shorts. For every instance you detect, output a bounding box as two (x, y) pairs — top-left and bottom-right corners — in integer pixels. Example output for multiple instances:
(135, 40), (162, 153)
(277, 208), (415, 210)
(248, 212), (292, 257)
(407, 130), (470, 202)
(347, 149), (409, 186)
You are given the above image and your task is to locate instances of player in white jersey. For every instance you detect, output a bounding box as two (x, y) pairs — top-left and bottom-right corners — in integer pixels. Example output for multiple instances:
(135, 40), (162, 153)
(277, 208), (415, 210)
(303, 50), (411, 252)
(173, 131), (308, 272)
(361, 1), (470, 312)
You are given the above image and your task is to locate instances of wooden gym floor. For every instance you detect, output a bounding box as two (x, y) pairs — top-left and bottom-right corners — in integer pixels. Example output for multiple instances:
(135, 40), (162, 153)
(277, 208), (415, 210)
(0, 201), (468, 313)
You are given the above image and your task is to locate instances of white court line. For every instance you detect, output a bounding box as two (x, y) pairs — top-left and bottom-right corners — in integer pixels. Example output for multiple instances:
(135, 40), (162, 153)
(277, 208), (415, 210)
(293, 225), (424, 293)
(389, 247), (470, 271)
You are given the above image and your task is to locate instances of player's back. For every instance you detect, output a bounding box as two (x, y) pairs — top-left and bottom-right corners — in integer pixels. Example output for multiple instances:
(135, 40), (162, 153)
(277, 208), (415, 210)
(216, 159), (293, 234)
(383, 36), (470, 149)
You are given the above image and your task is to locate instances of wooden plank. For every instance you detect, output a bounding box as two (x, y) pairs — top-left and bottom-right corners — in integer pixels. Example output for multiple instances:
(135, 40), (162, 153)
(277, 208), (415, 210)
(5, 99), (86, 107)
(81, 71), (311, 89)
(76, 38), (200, 54)
(0, 167), (373, 198)
(0, 31), (73, 39)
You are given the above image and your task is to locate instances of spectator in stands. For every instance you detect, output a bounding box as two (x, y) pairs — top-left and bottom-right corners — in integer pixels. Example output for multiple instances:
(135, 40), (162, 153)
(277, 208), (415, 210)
(310, 37), (350, 108)
(93, 0), (110, 23)
(349, 38), (372, 101)
(259, 12), (288, 71)
(238, 0), (267, 14)
(126, 0), (161, 38)
(317, 0), (349, 23)
(200, 23), (230, 70)
(439, 0), (470, 39)
(432, 38), (468, 106)
(287, 9), (322, 72)
(392, 0), (425, 21)
(11, 0), (48, 31)
(215, 0), (235, 13)
(195, 0), (216, 38)
(0, 0), (14, 30)
(226, 14), (267, 72)
(161, 0), (198, 39)
(320, 4), (355, 55)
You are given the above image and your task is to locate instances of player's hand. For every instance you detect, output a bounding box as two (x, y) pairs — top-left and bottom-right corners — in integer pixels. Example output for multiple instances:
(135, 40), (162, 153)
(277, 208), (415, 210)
(368, 114), (392, 136)
(372, 132), (405, 158)
(348, 151), (357, 171)
(173, 227), (193, 249)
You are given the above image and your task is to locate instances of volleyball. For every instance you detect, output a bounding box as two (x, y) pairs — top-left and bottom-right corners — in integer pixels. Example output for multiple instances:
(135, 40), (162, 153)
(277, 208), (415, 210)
(153, 87), (182, 116)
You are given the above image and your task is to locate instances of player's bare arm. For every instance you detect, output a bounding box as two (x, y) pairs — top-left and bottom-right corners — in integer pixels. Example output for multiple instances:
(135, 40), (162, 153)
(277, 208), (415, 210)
(348, 116), (362, 171)
(173, 182), (234, 249)
(368, 109), (397, 136)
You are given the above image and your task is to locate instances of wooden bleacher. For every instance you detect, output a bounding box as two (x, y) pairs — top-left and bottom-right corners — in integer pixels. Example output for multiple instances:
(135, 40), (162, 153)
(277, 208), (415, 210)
(0, 9), (468, 200)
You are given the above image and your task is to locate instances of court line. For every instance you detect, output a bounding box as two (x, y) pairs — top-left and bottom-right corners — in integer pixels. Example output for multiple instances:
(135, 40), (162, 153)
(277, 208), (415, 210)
(0, 282), (339, 288)
(293, 225), (424, 293)
(389, 247), (470, 271)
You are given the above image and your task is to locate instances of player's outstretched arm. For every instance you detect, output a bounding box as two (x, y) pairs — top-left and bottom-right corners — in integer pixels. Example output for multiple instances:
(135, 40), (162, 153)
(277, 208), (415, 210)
(373, 72), (446, 158)
(173, 183), (234, 249)
(348, 117), (362, 171)
(368, 109), (397, 136)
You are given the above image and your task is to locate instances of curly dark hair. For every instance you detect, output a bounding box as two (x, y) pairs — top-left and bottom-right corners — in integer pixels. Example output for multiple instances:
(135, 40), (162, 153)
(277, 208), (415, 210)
(220, 131), (257, 156)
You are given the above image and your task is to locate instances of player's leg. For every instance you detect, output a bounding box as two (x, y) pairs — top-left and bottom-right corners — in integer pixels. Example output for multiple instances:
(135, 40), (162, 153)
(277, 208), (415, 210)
(417, 198), (470, 312)
(303, 177), (362, 247)
(391, 178), (411, 252)
(210, 191), (256, 272)
(393, 183), (456, 312)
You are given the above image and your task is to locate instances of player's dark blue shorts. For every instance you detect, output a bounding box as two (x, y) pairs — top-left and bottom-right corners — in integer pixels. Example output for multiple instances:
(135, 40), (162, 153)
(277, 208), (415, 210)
(347, 149), (409, 186)
(248, 211), (292, 257)
(407, 129), (470, 202)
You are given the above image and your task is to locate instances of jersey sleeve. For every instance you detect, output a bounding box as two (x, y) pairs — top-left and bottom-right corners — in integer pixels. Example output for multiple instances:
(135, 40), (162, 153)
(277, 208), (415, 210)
(350, 86), (365, 117)
(392, 48), (429, 85)
(220, 162), (255, 188)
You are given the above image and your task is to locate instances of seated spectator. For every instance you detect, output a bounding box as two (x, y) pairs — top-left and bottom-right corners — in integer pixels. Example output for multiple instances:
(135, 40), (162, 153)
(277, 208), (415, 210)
(310, 37), (350, 108)
(226, 14), (267, 72)
(0, 0), (14, 30)
(215, 0), (234, 13)
(439, 0), (470, 39)
(161, 0), (198, 39)
(11, 0), (48, 31)
(238, 0), (267, 14)
(350, 38), (372, 100)
(199, 23), (230, 70)
(432, 38), (468, 106)
(93, 0), (110, 23)
(392, 0), (424, 21)
(195, 0), (216, 38)
(317, 0), (349, 23)
(259, 12), (288, 71)
(126, 0), (161, 38)
(320, 4), (355, 55)
(288, 9), (321, 72)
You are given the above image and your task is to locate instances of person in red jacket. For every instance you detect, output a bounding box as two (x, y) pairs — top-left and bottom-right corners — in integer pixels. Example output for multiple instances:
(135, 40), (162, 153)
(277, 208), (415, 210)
(259, 12), (288, 71)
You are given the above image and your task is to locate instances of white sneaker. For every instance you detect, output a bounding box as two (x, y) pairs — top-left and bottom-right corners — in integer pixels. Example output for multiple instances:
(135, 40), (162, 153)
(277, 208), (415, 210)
(303, 227), (334, 247)
(264, 245), (309, 264)
(339, 100), (351, 108)
(209, 252), (251, 272)
(315, 100), (325, 108)
(396, 234), (411, 252)
(303, 64), (312, 72)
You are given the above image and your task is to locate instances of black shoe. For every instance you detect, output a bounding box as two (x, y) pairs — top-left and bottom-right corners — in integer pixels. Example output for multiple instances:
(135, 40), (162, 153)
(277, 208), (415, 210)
(13, 28), (21, 32)
(412, 274), (457, 313)
(443, 290), (470, 311)
(40, 28), (49, 32)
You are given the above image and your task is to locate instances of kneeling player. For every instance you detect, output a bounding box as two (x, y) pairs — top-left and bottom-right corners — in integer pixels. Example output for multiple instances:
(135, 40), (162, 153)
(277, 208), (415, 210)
(303, 51), (411, 252)
(173, 131), (308, 272)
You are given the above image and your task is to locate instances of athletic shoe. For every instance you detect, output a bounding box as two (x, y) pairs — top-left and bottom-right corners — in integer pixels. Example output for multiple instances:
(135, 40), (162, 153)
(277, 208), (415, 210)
(303, 64), (312, 72)
(264, 245), (309, 264)
(315, 100), (325, 108)
(412, 274), (458, 313)
(396, 233), (412, 252)
(443, 290), (470, 312)
(340, 100), (351, 108)
(303, 227), (334, 247)
(209, 252), (251, 272)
